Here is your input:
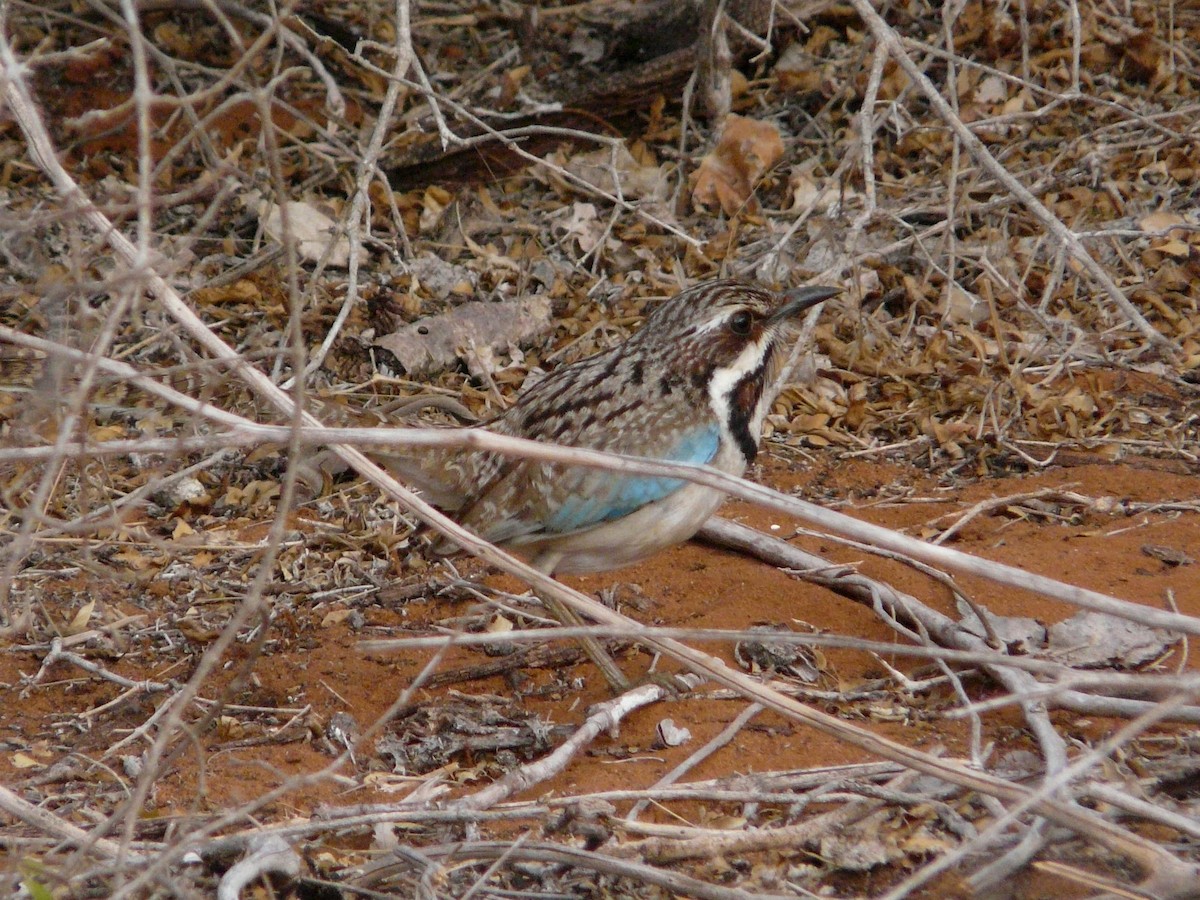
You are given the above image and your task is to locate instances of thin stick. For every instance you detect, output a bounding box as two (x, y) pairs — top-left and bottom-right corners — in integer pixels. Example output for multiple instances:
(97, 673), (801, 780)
(625, 702), (763, 822)
(452, 679), (694, 812)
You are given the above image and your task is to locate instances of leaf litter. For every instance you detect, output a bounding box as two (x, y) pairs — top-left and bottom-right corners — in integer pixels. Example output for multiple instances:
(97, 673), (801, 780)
(1, 1), (1199, 898)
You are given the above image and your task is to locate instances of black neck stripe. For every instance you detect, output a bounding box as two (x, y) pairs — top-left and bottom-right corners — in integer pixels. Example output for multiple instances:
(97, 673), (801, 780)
(727, 369), (765, 464)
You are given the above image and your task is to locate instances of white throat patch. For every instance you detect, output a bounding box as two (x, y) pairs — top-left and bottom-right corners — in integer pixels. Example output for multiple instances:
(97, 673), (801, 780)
(707, 333), (774, 447)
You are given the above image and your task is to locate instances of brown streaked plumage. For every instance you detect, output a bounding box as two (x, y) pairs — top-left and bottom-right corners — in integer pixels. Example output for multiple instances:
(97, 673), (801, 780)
(377, 277), (838, 575)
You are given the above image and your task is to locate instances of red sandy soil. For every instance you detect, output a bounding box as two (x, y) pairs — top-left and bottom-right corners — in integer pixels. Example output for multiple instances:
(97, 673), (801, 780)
(2, 452), (1195, 896)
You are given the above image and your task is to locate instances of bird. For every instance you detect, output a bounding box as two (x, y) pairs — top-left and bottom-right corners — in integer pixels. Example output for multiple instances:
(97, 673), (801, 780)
(378, 277), (839, 687)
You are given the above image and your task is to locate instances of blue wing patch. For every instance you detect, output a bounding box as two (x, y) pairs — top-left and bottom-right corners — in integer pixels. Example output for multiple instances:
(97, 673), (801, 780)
(544, 425), (720, 534)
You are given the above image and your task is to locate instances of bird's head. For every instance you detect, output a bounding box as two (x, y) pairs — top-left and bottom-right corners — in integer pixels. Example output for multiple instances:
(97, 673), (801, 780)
(632, 278), (840, 461)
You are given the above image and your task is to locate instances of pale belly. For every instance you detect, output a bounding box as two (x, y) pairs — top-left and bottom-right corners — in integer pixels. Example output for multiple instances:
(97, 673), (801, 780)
(512, 481), (729, 574)
(506, 443), (748, 575)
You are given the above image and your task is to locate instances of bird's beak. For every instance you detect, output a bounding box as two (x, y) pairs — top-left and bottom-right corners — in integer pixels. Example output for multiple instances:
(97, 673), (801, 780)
(769, 285), (841, 324)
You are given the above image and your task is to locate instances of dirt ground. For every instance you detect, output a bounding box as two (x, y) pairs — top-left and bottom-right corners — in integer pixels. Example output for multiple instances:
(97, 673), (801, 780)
(3, 449), (1197, 897)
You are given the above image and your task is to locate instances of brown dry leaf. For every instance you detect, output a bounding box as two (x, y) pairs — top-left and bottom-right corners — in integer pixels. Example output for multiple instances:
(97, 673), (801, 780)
(690, 115), (784, 215)
(1139, 210), (1188, 235)
(773, 41), (824, 93)
(419, 185), (452, 233)
(923, 417), (972, 447)
(1139, 210), (1198, 258)
(10, 752), (40, 770)
(193, 279), (261, 306)
(90, 424), (127, 442)
(241, 480), (281, 508)
(820, 824), (896, 872)
(900, 825), (956, 856)
(1002, 89), (1032, 114)
(112, 547), (154, 571)
(497, 64), (531, 107)
(321, 608), (356, 627)
(486, 613), (513, 634)
(151, 21), (195, 57)
(260, 199), (360, 268)
(373, 296), (552, 378)
(1157, 238), (1191, 258)
(786, 160), (858, 214)
(560, 143), (669, 201)
(707, 814), (747, 830)
(175, 619), (216, 643)
(1121, 30), (1165, 84)
(216, 716), (246, 741)
(65, 598), (96, 635)
(552, 202), (605, 254)
(642, 95), (674, 142)
(974, 74), (1008, 105)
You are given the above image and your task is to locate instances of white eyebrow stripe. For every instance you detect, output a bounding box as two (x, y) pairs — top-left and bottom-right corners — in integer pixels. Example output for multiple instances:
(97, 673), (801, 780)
(691, 309), (736, 335)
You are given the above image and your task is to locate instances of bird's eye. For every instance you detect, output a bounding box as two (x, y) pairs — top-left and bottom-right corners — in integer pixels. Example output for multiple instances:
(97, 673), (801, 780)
(729, 310), (753, 335)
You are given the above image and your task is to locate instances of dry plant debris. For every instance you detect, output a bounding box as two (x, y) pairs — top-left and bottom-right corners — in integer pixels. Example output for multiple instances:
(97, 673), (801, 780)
(1, 1), (1200, 898)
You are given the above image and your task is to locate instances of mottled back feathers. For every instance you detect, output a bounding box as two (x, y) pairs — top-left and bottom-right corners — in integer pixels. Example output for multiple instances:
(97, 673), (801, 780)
(376, 278), (836, 563)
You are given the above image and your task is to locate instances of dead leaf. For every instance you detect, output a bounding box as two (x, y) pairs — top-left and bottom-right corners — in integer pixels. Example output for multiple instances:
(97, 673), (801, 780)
(11, 752), (40, 769)
(65, 598), (96, 635)
(419, 185), (452, 233)
(192, 279), (261, 306)
(974, 74), (1008, 105)
(552, 202), (605, 254)
(321, 608), (356, 627)
(786, 159), (858, 214)
(1139, 210), (1188, 235)
(410, 253), (477, 300)
(497, 64), (531, 108)
(773, 41), (823, 93)
(1141, 544), (1194, 566)
(900, 825), (956, 855)
(820, 824), (895, 872)
(113, 547), (154, 571)
(707, 814), (746, 830)
(215, 716), (246, 741)
(561, 144), (669, 201)
(690, 115), (784, 215)
(655, 718), (691, 748)
(241, 480), (280, 508)
(177, 617), (220, 643)
(373, 295), (553, 378)
(486, 614), (513, 634)
(944, 283), (989, 325)
(1121, 30), (1164, 84)
(90, 424), (126, 442)
(260, 199), (360, 268)
(1047, 611), (1179, 668)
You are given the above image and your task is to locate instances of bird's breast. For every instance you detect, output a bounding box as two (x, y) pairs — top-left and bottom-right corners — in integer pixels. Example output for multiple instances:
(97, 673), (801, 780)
(508, 436), (748, 574)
